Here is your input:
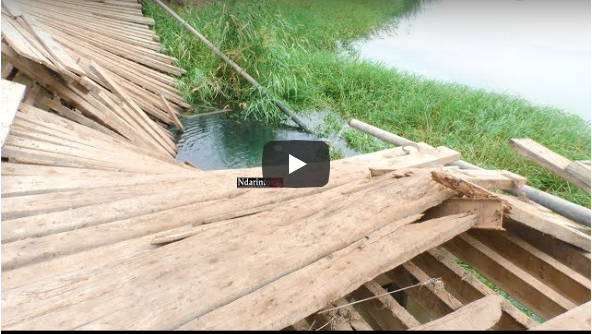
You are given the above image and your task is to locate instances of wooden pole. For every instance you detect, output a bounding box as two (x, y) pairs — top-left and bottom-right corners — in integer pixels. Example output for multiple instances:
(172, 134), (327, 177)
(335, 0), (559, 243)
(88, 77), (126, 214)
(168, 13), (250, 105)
(151, 0), (316, 135)
(347, 118), (591, 227)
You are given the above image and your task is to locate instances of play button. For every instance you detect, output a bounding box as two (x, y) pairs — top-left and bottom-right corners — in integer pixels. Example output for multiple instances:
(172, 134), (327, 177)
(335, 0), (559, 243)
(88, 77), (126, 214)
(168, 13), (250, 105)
(262, 140), (330, 188)
(289, 154), (307, 174)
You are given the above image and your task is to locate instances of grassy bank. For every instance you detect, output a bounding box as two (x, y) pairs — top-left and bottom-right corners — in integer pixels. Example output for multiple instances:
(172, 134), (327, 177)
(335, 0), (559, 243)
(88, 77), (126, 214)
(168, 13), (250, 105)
(144, 0), (591, 207)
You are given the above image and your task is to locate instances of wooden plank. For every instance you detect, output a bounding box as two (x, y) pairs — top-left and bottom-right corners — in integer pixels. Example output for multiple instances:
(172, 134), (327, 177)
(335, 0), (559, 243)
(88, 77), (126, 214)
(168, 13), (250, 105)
(431, 169), (590, 251)
(510, 138), (590, 193)
(22, 82), (41, 106)
(40, 97), (120, 138)
(565, 161), (591, 191)
(530, 302), (591, 330)
(1, 63), (18, 80)
(505, 220), (591, 279)
(385, 261), (463, 319)
(88, 61), (175, 156)
(1, 79), (26, 147)
(349, 280), (420, 330)
(1, 172), (460, 329)
(21, 12), (85, 76)
(369, 146), (461, 176)
(410, 295), (503, 330)
(469, 229), (591, 305)
(431, 169), (503, 201)
(328, 298), (373, 331)
(501, 194), (591, 252)
(160, 94), (184, 132)
(306, 298), (369, 331)
(424, 198), (504, 230)
(284, 319), (312, 331)
(447, 169), (527, 190)
(179, 214), (478, 330)
(413, 248), (538, 330)
(445, 233), (577, 320)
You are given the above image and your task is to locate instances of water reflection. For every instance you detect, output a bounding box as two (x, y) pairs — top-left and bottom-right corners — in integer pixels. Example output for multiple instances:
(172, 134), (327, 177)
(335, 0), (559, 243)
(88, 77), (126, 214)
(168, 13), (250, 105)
(175, 111), (360, 170)
(354, 0), (591, 120)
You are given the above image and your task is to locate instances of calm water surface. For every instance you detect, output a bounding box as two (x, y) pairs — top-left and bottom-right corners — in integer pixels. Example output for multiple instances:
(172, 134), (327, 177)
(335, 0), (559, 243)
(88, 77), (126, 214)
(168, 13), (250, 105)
(354, 0), (591, 120)
(175, 111), (360, 170)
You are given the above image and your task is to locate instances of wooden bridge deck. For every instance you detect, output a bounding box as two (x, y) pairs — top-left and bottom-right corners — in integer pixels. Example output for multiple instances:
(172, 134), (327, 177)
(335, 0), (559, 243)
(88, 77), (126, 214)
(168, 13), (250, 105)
(1, 0), (590, 330)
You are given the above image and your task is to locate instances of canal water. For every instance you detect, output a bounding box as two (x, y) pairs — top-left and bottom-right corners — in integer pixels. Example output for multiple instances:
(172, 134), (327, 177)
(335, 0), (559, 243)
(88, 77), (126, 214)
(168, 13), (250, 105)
(175, 110), (361, 170)
(354, 0), (591, 121)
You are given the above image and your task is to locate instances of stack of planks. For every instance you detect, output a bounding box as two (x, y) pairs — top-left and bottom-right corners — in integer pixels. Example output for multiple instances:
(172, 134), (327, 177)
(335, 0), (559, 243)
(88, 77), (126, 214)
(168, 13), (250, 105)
(2, 0), (188, 157)
(1, 0), (590, 331)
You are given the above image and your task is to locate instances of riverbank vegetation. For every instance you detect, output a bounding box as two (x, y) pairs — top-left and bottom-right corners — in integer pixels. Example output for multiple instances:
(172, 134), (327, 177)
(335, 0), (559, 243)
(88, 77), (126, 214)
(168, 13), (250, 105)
(143, 0), (591, 207)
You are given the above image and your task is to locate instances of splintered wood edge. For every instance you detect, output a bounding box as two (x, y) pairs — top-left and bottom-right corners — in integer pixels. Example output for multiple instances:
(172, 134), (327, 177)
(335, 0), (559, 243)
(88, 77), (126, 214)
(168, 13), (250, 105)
(430, 170), (512, 214)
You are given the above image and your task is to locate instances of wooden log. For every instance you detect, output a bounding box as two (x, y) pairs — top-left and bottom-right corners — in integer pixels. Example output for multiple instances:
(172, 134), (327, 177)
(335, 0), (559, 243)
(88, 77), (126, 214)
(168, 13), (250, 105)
(431, 170), (502, 200)
(284, 319), (312, 331)
(410, 295), (503, 330)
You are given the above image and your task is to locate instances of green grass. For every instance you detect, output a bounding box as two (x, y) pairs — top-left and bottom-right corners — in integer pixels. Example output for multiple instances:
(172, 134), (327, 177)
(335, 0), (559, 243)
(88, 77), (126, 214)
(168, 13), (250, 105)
(143, 0), (591, 208)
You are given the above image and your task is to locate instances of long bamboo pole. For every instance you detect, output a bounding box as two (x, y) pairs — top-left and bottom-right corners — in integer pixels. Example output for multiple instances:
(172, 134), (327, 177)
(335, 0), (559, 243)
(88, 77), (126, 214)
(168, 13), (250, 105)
(348, 118), (591, 227)
(151, 0), (315, 134)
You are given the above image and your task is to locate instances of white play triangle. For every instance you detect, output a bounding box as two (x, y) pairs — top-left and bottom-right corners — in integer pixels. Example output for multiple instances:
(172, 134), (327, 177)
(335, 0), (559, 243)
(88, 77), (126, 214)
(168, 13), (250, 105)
(288, 154), (307, 174)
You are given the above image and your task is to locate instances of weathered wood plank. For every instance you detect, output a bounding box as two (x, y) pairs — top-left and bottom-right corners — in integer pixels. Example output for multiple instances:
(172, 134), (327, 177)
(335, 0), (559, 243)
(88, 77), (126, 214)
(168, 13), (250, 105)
(424, 198), (504, 230)
(469, 229), (591, 305)
(510, 138), (590, 193)
(2, 170), (457, 329)
(445, 233), (577, 320)
(505, 220), (591, 279)
(386, 261), (463, 319)
(349, 280), (420, 330)
(179, 214), (477, 330)
(410, 295), (503, 330)
(1, 80), (26, 147)
(413, 247), (538, 330)
(501, 194), (591, 252)
(530, 302), (591, 330)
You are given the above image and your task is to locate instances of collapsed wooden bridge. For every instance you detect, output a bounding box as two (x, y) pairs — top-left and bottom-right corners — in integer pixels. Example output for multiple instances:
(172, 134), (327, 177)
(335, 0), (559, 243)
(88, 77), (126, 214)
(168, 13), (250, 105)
(1, 0), (590, 330)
